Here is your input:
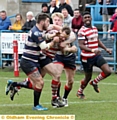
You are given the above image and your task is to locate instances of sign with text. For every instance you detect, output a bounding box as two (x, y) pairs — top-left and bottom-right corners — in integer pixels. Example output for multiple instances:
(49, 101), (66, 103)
(1, 33), (28, 54)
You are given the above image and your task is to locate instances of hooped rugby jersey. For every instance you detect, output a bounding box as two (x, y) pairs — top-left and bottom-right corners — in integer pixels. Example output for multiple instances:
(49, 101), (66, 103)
(22, 26), (45, 62)
(78, 26), (98, 61)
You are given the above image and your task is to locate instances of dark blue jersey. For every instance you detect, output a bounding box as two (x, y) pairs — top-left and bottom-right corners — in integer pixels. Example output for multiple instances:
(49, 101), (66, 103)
(22, 25), (45, 62)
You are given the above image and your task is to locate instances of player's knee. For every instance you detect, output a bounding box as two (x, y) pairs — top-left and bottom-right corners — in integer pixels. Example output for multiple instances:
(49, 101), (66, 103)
(68, 79), (74, 86)
(34, 77), (44, 89)
(55, 73), (61, 81)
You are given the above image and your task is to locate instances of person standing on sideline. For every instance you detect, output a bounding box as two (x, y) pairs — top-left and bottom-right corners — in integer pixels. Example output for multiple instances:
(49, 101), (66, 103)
(76, 11), (112, 99)
(0, 10), (11, 30)
(72, 8), (84, 71)
(9, 13), (24, 30)
(61, 8), (73, 27)
(22, 11), (36, 31)
(0, 10), (12, 66)
(98, 0), (114, 39)
(85, 0), (96, 13)
(58, 0), (73, 16)
(79, 0), (86, 15)
(48, 0), (59, 23)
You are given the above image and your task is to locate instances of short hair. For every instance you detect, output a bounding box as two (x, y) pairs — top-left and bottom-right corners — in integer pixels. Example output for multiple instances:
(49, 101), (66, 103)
(0, 10), (6, 14)
(74, 8), (80, 11)
(26, 11), (34, 16)
(61, 7), (68, 12)
(61, 26), (71, 36)
(42, 3), (48, 8)
(82, 11), (91, 16)
(36, 13), (50, 23)
(51, 12), (64, 20)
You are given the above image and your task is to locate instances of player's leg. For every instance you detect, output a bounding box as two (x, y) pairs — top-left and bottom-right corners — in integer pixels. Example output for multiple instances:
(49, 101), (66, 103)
(77, 72), (92, 99)
(60, 53), (76, 106)
(28, 70), (47, 110)
(43, 62), (65, 107)
(5, 58), (47, 101)
(90, 55), (111, 92)
(22, 59), (48, 110)
(62, 68), (75, 107)
(76, 57), (93, 99)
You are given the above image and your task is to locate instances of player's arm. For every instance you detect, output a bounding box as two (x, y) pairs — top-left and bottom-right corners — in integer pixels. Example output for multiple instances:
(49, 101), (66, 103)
(79, 39), (101, 54)
(44, 32), (56, 41)
(43, 30), (60, 41)
(48, 24), (62, 31)
(64, 31), (76, 44)
(98, 39), (112, 54)
(63, 45), (77, 53)
(79, 39), (92, 52)
(59, 31), (76, 48)
(39, 40), (54, 50)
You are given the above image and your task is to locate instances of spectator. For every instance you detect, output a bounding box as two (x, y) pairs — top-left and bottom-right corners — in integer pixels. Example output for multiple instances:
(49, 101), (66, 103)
(72, 9), (83, 35)
(9, 13), (24, 30)
(61, 8), (73, 27)
(58, 0), (73, 16)
(109, 8), (117, 22)
(48, 0), (58, 14)
(0, 10), (11, 30)
(0, 10), (11, 66)
(108, 16), (117, 66)
(108, 16), (117, 39)
(72, 8), (84, 70)
(48, 0), (59, 23)
(35, 3), (50, 22)
(41, 3), (49, 13)
(110, 0), (117, 14)
(98, 0), (114, 39)
(79, 0), (86, 15)
(22, 11), (36, 31)
(85, 0), (96, 12)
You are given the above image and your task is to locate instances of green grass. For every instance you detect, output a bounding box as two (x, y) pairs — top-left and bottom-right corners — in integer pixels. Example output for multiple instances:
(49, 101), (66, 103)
(0, 68), (117, 120)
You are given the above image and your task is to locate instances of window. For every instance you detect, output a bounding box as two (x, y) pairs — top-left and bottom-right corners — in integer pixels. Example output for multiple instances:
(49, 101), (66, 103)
(22, 0), (50, 2)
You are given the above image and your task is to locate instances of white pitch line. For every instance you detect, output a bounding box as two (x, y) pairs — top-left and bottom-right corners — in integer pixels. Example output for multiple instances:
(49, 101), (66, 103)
(1, 77), (117, 86)
(1, 100), (117, 107)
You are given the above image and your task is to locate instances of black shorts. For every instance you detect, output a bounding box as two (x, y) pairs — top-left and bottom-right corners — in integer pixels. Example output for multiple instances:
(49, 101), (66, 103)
(20, 58), (41, 75)
(39, 56), (53, 68)
(81, 55), (107, 73)
(53, 53), (76, 70)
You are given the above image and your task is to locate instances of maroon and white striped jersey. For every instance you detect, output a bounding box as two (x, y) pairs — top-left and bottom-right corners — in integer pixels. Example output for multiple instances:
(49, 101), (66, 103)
(78, 26), (99, 60)
(42, 29), (60, 59)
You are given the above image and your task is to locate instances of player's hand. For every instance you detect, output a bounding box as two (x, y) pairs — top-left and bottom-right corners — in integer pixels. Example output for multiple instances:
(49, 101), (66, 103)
(55, 31), (61, 36)
(94, 50), (101, 55)
(105, 48), (112, 55)
(71, 45), (77, 53)
(53, 36), (60, 43)
(60, 42), (67, 48)
(111, 35), (114, 40)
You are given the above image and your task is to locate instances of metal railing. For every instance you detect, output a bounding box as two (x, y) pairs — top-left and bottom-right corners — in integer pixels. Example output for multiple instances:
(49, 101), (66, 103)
(86, 4), (117, 26)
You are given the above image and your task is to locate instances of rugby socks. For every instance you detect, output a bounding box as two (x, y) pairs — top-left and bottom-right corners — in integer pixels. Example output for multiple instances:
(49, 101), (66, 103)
(57, 82), (61, 97)
(78, 80), (88, 94)
(63, 85), (71, 99)
(93, 72), (107, 84)
(33, 88), (42, 107)
(51, 80), (59, 100)
(12, 78), (33, 89)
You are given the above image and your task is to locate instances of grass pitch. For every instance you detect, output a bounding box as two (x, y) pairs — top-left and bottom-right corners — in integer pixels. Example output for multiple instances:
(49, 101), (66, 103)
(0, 68), (117, 120)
